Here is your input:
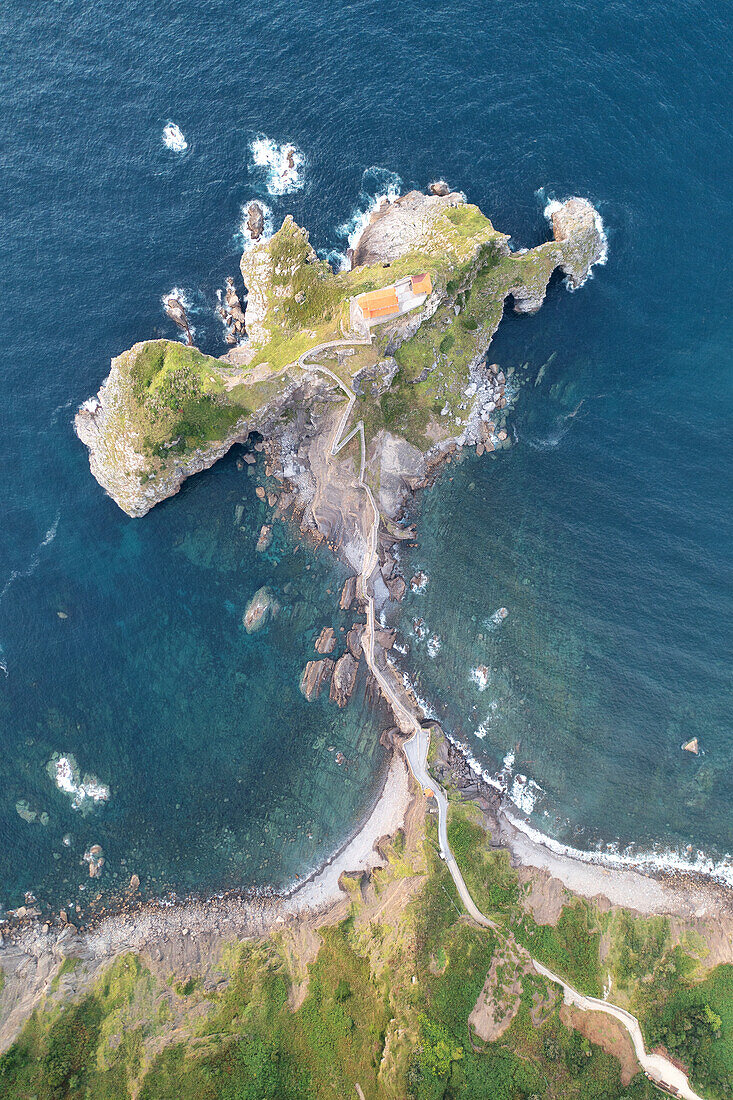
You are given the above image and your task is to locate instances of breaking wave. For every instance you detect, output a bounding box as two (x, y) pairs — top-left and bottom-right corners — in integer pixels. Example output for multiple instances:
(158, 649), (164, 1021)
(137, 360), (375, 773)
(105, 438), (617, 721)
(542, 192), (608, 288)
(397, 659), (733, 888)
(47, 753), (110, 813)
(0, 513), (60, 606)
(506, 811), (733, 889)
(162, 122), (187, 153)
(249, 136), (304, 195)
(330, 166), (403, 269)
(235, 199), (274, 251)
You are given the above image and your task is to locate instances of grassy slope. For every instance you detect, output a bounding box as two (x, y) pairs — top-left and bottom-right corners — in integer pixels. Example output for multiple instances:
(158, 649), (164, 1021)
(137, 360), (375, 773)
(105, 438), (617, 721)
(448, 800), (733, 1099)
(2, 810), (690, 1100)
(117, 200), (561, 471)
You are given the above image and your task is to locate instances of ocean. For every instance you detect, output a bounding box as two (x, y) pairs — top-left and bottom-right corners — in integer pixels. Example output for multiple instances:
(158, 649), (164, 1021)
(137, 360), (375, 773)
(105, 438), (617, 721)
(0, 0), (730, 913)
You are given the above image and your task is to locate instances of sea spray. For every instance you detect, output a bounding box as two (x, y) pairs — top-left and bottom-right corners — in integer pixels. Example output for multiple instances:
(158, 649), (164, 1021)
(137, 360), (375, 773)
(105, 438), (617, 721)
(162, 122), (187, 152)
(47, 753), (110, 813)
(543, 194), (608, 288)
(249, 136), (304, 196)
(330, 166), (403, 269)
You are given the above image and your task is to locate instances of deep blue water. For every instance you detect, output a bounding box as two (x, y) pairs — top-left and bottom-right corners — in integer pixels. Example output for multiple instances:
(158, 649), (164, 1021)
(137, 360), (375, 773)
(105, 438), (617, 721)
(0, 0), (731, 911)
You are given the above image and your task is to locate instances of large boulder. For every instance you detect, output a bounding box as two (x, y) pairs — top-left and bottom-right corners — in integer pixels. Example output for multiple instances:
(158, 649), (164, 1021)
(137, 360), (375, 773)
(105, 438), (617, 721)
(299, 658), (334, 701)
(243, 586), (277, 633)
(330, 653), (359, 708)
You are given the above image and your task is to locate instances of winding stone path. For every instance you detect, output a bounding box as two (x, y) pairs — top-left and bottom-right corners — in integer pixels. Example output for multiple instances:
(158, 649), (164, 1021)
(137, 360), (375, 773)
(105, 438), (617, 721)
(299, 339), (707, 1100)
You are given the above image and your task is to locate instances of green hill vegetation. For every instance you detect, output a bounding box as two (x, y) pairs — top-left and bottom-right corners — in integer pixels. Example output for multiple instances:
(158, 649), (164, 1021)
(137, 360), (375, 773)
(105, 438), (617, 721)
(2, 801), (730, 1100)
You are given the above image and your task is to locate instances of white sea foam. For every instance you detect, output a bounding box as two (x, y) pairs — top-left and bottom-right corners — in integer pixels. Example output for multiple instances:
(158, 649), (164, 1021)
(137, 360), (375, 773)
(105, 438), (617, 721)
(249, 137), (304, 195)
(543, 194), (608, 288)
(162, 122), (187, 153)
(161, 286), (194, 312)
(47, 753), (110, 812)
(161, 287), (198, 342)
(236, 199), (274, 250)
(333, 166), (403, 267)
(473, 700), (499, 739)
(509, 774), (544, 815)
(505, 809), (733, 889)
(427, 633), (442, 658)
(410, 571), (428, 593)
(394, 653), (733, 887)
(0, 513), (60, 605)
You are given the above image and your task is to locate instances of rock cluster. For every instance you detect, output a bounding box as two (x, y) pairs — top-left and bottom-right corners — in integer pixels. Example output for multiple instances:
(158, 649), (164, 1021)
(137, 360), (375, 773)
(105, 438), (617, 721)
(217, 277), (247, 344)
(299, 658), (333, 701)
(315, 626), (336, 654)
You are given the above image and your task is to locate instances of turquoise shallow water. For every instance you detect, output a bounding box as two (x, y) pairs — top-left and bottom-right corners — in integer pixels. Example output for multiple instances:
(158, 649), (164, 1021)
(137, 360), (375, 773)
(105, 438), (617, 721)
(0, 0), (731, 912)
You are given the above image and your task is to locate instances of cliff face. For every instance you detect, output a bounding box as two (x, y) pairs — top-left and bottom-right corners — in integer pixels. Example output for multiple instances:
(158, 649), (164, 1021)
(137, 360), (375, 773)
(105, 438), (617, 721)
(75, 343), (331, 517)
(75, 191), (605, 519)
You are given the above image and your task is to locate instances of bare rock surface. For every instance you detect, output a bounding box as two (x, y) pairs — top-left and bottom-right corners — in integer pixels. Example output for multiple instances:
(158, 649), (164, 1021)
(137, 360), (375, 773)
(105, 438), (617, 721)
(315, 626), (336, 654)
(352, 189), (484, 267)
(243, 586), (277, 633)
(346, 623), (365, 658)
(330, 653), (359, 708)
(299, 658), (334, 701)
(339, 576), (356, 610)
(550, 196), (606, 287)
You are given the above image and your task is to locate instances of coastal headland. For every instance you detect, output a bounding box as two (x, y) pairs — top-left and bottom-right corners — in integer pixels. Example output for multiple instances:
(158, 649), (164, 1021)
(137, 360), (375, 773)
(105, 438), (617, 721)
(69, 179), (732, 949)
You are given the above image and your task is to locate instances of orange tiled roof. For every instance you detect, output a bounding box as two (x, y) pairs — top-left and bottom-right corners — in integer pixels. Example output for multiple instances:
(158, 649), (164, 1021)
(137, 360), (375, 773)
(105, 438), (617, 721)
(411, 272), (432, 295)
(358, 286), (399, 318)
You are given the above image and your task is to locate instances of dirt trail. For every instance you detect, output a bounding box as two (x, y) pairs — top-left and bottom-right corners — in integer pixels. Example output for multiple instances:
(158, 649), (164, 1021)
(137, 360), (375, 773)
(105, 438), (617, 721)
(300, 335), (709, 1100)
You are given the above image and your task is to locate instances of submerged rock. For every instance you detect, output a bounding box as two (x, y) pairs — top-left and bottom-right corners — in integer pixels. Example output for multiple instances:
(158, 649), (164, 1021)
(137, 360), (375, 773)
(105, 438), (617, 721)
(84, 843), (105, 879)
(255, 524), (273, 552)
(243, 586), (277, 633)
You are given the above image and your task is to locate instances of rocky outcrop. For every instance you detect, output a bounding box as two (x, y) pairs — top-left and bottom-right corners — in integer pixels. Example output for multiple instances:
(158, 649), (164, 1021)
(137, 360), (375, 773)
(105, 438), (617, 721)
(246, 201), (265, 242)
(243, 587), (277, 633)
(76, 191), (604, 524)
(299, 658), (333, 701)
(217, 277), (247, 344)
(550, 197), (606, 288)
(346, 624), (365, 658)
(315, 626), (336, 654)
(429, 180), (450, 197)
(370, 431), (427, 521)
(330, 653), (359, 708)
(339, 576), (356, 611)
(75, 348), (334, 518)
(164, 297), (192, 344)
(352, 189), (491, 267)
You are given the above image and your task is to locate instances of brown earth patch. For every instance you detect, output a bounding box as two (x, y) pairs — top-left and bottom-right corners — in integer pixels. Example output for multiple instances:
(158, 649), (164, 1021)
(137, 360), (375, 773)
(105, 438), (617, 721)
(560, 1003), (639, 1086)
(468, 941), (525, 1043)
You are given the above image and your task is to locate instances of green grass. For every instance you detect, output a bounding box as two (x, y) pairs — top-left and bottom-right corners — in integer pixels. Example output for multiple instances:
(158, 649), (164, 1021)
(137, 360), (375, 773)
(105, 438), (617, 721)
(446, 802), (519, 920)
(514, 902), (603, 999)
